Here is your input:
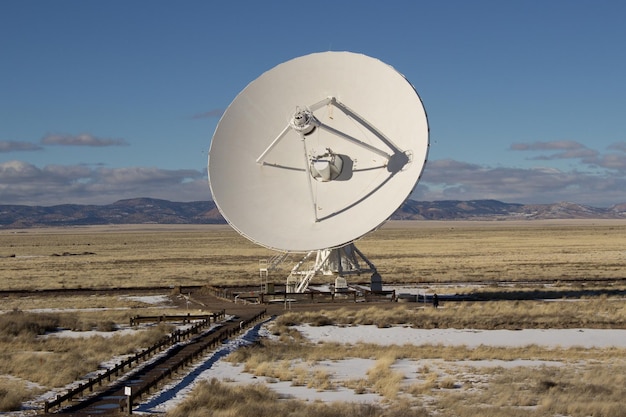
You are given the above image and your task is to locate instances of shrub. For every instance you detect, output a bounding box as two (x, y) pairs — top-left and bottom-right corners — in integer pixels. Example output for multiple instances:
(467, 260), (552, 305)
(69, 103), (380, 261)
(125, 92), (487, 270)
(96, 320), (117, 332)
(0, 310), (60, 338)
(0, 377), (31, 412)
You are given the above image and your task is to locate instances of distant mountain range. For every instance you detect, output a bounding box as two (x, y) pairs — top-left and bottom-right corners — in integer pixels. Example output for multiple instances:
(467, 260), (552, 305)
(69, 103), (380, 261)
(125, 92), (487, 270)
(1, 198), (625, 228)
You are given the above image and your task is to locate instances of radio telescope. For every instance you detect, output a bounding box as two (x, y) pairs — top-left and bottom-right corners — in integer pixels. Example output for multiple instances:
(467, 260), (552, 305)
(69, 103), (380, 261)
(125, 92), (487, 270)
(208, 51), (429, 293)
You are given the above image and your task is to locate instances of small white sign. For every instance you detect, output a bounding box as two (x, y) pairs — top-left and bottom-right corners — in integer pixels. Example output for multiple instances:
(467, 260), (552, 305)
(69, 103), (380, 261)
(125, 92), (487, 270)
(124, 386), (132, 396)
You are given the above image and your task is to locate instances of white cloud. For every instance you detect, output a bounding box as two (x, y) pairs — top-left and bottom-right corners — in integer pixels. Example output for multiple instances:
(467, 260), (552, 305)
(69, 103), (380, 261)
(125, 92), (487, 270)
(0, 160), (42, 181)
(1, 157), (624, 207)
(510, 140), (597, 161)
(510, 140), (585, 151)
(417, 158), (626, 207)
(509, 139), (626, 174)
(0, 140), (43, 153)
(41, 133), (129, 147)
(531, 148), (599, 161)
(608, 142), (626, 153)
(595, 153), (626, 172)
(0, 161), (208, 205)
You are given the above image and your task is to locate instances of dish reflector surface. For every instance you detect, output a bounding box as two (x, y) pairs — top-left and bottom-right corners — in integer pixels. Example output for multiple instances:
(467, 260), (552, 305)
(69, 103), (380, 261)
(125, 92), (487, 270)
(208, 52), (429, 252)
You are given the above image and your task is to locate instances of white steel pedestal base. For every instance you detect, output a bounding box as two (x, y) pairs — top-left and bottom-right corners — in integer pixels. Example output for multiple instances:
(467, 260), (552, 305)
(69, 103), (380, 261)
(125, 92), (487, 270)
(286, 243), (379, 293)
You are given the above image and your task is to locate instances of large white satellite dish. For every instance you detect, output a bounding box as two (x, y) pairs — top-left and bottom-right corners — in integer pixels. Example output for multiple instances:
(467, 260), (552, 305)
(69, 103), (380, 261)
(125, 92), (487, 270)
(208, 51), (429, 292)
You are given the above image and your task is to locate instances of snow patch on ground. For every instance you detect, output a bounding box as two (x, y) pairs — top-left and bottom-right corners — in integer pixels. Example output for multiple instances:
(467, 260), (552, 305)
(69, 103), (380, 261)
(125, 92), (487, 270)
(295, 324), (626, 349)
(40, 326), (137, 339)
(119, 294), (171, 305)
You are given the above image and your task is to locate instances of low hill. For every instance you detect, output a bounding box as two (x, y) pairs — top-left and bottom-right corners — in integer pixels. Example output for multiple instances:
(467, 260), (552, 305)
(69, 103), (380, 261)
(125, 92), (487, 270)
(395, 199), (626, 220)
(0, 198), (221, 228)
(0, 198), (624, 228)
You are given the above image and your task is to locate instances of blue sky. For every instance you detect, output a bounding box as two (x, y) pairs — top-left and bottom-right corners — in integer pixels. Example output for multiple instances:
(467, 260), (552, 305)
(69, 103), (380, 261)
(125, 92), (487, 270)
(1, 0), (625, 207)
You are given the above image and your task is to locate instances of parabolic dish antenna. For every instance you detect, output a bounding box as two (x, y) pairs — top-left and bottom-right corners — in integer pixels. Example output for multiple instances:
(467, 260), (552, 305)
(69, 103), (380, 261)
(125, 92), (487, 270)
(208, 51), (429, 256)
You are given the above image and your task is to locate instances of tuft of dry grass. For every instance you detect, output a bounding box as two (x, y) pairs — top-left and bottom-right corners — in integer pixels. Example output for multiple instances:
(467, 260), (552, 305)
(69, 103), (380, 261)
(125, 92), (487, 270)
(0, 377), (33, 412)
(406, 371), (440, 396)
(307, 368), (335, 391)
(343, 377), (370, 394)
(365, 354), (405, 400)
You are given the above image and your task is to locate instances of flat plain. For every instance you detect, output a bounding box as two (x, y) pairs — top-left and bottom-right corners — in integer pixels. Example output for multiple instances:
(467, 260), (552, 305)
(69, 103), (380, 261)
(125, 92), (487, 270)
(1, 219), (625, 290)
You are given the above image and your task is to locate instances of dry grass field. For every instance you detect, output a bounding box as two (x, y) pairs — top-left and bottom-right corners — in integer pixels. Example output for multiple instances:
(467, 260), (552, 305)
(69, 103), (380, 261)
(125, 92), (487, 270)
(1, 220), (625, 415)
(0, 224), (271, 290)
(361, 220), (626, 283)
(1, 220), (625, 291)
